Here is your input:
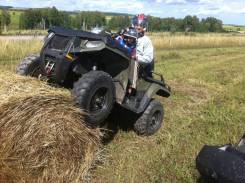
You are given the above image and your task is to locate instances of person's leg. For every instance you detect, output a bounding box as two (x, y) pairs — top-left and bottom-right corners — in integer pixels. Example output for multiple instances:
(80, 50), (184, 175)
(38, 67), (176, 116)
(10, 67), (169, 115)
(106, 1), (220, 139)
(128, 60), (139, 93)
(144, 62), (154, 77)
(131, 61), (139, 89)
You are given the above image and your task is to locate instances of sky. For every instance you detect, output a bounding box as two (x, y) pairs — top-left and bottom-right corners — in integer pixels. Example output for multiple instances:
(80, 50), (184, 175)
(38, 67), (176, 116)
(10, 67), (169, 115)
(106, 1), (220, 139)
(2, 0), (245, 25)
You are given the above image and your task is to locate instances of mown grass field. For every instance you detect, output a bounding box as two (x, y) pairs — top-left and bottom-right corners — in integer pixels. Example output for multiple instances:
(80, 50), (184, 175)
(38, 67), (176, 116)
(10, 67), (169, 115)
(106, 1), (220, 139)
(0, 34), (244, 182)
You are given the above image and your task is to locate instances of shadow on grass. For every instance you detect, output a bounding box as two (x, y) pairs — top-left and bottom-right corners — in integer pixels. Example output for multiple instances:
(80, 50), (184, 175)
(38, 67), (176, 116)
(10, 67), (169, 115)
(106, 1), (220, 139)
(197, 177), (216, 183)
(101, 104), (140, 145)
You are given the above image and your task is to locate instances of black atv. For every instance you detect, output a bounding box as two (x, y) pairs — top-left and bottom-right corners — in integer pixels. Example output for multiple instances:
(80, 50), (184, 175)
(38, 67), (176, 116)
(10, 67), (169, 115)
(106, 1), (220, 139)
(16, 27), (171, 136)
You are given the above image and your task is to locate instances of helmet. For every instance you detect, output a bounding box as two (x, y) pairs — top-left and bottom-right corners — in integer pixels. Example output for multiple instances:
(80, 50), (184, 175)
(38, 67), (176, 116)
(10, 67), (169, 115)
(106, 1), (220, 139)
(123, 27), (138, 39)
(131, 14), (148, 30)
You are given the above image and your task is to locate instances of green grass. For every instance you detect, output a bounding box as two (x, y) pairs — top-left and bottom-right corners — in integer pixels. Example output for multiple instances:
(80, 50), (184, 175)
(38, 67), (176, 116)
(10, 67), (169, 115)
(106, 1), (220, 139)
(0, 37), (244, 183)
(9, 10), (22, 29)
(92, 47), (245, 182)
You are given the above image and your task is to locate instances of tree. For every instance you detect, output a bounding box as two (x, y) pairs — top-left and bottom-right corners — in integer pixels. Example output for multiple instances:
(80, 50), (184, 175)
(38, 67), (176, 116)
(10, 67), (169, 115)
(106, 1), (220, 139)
(148, 16), (163, 32)
(182, 15), (200, 32)
(19, 7), (73, 29)
(0, 14), (2, 34)
(19, 9), (42, 29)
(203, 17), (224, 32)
(17, 8), (225, 33)
(74, 11), (106, 30)
(1, 10), (11, 31)
(47, 7), (63, 27)
(161, 17), (182, 32)
(108, 15), (130, 30)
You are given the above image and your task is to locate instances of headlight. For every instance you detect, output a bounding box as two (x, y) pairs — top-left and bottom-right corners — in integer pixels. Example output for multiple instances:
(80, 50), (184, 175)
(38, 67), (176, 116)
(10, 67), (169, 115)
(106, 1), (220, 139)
(47, 32), (55, 39)
(85, 41), (104, 48)
(44, 32), (54, 42)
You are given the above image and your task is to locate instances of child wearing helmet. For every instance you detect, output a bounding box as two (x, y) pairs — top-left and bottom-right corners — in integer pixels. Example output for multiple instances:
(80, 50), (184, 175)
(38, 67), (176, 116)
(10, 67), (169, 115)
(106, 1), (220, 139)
(123, 27), (138, 57)
(113, 28), (137, 58)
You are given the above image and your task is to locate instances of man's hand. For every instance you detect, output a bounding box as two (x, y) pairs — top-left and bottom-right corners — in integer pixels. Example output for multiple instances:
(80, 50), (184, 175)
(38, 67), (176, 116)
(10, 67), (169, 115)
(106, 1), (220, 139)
(131, 55), (137, 61)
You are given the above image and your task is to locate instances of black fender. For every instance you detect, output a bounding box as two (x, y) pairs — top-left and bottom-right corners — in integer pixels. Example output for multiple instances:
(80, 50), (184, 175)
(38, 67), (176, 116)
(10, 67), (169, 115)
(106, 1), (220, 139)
(196, 145), (245, 183)
(136, 83), (171, 113)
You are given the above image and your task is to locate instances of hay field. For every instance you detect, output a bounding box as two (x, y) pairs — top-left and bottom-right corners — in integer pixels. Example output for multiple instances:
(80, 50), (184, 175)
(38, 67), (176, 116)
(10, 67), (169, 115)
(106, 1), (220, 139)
(0, 33), (245, 182)
(0, 38), (42, 71)
(149, 32), (245, 49)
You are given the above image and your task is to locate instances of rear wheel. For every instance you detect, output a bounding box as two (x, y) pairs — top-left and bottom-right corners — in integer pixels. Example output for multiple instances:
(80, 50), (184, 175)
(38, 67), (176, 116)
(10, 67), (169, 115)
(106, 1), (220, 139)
(72, 71), (115, 126)
(134, 100), (164, 136)
(16, 54), (41, 77)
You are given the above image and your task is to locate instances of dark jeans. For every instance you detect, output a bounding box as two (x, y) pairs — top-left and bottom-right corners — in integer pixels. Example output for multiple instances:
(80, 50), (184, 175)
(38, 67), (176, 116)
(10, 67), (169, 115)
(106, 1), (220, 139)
(140, 62), (154, 77)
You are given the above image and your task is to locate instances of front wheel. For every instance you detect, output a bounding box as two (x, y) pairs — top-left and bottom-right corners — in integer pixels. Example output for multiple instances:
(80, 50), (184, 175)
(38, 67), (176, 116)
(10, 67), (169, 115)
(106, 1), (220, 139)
(134, 100), (164, 136)
(16, 54), (41, 77)
(72, 71), (115, 126)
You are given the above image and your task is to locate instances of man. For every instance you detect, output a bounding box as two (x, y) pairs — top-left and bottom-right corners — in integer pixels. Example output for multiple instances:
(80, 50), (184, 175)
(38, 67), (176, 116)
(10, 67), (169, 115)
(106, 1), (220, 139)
(130, 14), (154, 90)
(132, 14), (154, 68)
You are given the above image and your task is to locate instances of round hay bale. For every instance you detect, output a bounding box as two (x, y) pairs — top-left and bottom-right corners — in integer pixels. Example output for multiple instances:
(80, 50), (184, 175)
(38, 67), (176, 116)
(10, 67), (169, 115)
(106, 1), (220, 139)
(0, 71), (69, 104)
(0, 73), (101, 183)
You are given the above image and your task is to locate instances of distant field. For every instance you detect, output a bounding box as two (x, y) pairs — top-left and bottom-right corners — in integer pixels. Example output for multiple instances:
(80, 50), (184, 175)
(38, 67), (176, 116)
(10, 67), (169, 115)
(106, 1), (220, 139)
(0, 33), (244, 182)
(1, 29), (47, 35)
(0, 9), (23, 30)
(223, 24), (245, 32)
(9, 10), (22, 29)
(105, 15), (112, 23)
(149, 32), (245, 49)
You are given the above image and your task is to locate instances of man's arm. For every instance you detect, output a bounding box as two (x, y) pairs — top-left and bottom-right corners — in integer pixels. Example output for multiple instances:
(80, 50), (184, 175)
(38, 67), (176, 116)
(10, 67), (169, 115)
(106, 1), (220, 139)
(137, 36), (154, 65)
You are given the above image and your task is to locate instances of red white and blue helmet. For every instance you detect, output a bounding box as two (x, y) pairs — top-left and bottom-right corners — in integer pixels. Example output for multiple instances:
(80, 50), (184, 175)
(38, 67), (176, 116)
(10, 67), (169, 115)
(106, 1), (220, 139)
(131, 14), (148, 31)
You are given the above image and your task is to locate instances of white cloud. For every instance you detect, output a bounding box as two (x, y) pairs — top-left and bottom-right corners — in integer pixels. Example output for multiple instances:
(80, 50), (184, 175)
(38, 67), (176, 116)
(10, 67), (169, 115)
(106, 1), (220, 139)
(190, 1), (245, 15)
(2, 0), (245, 25)
(156, 0), (187, 4)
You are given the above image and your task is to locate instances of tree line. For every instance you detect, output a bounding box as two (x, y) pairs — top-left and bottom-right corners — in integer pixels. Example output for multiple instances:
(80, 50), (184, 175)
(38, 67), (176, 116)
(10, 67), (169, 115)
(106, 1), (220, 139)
(0, 9), (11, 32)
(1, 7), (224, 32)
(148, 15), (224, 32)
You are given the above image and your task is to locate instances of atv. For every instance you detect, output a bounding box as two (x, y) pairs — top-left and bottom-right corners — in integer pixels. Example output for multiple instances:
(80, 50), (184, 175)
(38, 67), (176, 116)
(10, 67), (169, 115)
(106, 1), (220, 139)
(16, 27), (171, 136)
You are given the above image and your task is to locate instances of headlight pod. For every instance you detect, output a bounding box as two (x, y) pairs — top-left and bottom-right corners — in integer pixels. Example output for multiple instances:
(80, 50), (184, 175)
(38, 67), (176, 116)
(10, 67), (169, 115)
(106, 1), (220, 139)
(85, 41), (104, 48)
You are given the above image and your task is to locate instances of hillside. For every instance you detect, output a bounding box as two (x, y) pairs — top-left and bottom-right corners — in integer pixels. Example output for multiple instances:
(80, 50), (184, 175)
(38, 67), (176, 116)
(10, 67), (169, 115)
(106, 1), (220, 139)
(0, 5), (13, 9)
(0, 7), (133, 30)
